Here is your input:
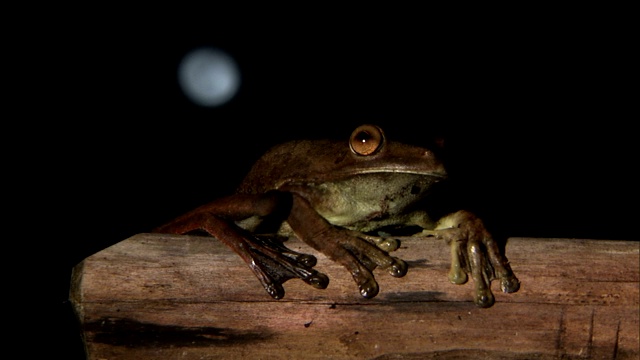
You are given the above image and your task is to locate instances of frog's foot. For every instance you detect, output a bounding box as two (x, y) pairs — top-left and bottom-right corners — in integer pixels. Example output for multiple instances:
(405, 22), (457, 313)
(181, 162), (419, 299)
(287, 196), (408, 299)
(431, 211), (520, 308)
(300, 228), (407, 299)
(245, 234), (330, 299)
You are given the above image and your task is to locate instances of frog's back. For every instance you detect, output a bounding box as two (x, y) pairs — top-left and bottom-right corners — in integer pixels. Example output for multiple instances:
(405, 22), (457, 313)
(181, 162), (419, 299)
(236, 139), (346, 194)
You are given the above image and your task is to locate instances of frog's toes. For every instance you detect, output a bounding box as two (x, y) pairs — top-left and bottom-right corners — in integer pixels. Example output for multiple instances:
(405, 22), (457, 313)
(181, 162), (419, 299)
(376, 238), (400, 252)
(264, 282), (286, 300)
(474, 288), (495, 308)
(303, 271), (330, 289)
(357, 232), (400, 252)
(387, 258), (408, 278)
(447, 239), (468, 285)
(448, 267), (468, 285)
(358, 278), (380, 299)
(294, 253), (317, 267)
(246, 236), (330, 298)
(500, 274), (520, 293)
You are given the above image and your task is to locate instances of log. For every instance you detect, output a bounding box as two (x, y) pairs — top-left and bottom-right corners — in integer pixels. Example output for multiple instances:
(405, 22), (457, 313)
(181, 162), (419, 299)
(70, 234), (639, 359)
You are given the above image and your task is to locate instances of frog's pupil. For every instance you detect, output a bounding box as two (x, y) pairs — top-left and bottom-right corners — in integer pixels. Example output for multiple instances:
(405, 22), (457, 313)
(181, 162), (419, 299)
(357, 131), (371, 143)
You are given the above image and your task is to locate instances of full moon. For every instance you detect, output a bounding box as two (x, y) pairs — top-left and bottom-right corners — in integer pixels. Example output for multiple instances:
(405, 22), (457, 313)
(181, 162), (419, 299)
(178, 47), (241, 107)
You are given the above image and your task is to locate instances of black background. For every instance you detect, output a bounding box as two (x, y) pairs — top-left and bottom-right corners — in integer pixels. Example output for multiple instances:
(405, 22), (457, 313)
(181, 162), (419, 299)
(23, 15), (636, 358)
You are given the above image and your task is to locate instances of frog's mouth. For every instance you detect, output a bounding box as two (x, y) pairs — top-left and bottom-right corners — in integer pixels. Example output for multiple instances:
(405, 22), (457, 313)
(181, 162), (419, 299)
(349, 168), (447, 178)
(322, 167), (447, 184)
(278, 169), (447, 196)
(354, 171), (445, 191)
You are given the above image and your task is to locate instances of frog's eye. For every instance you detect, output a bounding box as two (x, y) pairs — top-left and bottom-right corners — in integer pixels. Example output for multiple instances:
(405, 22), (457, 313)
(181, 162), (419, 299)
(349, 124), (385, 156)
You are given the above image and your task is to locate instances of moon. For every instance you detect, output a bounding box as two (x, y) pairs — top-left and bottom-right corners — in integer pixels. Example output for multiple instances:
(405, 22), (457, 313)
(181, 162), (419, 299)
(178, 47), (241, 107)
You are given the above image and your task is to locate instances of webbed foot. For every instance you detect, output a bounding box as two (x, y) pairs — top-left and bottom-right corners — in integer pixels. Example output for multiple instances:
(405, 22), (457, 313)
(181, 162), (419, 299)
(246, 234), (330, 299)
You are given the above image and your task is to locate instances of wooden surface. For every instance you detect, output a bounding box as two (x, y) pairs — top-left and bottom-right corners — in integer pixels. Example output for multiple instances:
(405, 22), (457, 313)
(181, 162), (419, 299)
(70, 233), (639, 359)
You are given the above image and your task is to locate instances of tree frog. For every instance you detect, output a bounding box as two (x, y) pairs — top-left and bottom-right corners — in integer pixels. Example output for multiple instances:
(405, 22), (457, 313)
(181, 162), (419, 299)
(154, 124), (520, 307)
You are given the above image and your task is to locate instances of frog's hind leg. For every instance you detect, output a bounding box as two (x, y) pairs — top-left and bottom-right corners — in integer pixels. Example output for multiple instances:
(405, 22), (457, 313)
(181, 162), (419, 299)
(163, 214), (329, 299)
(153, 192), (329, 300)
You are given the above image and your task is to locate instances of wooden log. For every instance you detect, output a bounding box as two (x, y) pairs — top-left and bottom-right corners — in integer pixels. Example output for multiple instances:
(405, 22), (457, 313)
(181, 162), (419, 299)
(70, 234), (639, 359)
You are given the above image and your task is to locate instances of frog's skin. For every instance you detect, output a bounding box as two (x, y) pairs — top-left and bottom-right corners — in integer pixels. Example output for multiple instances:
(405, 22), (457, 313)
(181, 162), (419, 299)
(154, 124), (520, 307)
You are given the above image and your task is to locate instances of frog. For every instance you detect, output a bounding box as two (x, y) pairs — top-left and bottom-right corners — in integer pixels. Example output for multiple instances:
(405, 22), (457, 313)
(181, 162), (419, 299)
(154, 124), (520, 307)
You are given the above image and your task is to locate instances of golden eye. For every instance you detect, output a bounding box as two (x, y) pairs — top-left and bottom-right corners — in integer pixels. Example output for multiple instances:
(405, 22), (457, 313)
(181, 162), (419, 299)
(349, 124), (385, 156)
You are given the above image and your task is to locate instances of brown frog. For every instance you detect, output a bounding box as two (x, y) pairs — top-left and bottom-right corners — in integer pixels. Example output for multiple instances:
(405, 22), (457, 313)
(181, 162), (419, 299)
(154, 124), (520, 307)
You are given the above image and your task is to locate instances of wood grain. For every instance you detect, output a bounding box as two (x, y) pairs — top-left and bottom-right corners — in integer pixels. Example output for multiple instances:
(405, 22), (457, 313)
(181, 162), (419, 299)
(70, 234), (639, 359)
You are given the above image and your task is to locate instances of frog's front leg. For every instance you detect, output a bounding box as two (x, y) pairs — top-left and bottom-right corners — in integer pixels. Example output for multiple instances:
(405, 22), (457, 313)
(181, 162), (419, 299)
(153, 191), (329, 300)
(287, 195), (408, 299)
(426, 210), (520, 308)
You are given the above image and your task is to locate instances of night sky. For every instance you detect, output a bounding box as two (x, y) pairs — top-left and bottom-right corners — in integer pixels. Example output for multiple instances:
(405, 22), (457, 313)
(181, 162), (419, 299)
(33, 19), (635, 358)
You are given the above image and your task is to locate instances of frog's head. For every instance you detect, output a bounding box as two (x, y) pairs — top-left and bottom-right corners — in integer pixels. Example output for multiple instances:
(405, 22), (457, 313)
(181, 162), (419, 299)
(337, 124), (447, 180)
(299, 124), (449, 226)
(240, 124), (447, 199)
